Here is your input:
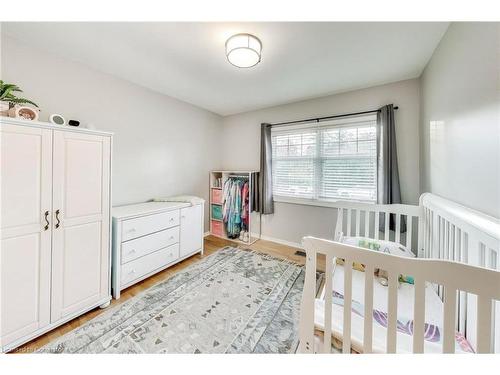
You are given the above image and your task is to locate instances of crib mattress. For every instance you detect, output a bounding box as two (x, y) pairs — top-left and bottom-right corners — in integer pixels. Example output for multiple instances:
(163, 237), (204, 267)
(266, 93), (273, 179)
(314, 263), (474, 353)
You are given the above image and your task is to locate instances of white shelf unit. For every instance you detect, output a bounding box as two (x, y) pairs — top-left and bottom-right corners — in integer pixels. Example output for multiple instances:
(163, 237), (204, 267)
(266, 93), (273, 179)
(209, 170), (260, 245)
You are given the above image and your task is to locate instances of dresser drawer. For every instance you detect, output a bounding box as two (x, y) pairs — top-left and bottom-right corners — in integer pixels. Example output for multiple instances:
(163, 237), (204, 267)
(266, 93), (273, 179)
(121, 243), (180, 286)
(121, 226), (179, 264)
(121, 210), (179, 241)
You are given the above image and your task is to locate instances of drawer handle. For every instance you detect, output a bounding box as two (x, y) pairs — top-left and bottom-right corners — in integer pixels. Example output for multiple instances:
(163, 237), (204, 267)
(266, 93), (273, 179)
(169, 236), (174, 240)
(126, 228), (136, 233)
(169, 218), (175, 222)
(128, 269), (136, 275)
(55, 209), (61, 229)
(43, 211), (50, 231)
(128, 249), (136, 255)
(181, 215), (186, 219)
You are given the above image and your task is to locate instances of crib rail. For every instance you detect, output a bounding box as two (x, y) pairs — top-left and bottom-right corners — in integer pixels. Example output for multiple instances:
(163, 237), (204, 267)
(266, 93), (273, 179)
(298, 237), (500, 354)
(334, 201), (420, 251)
(419, 193), (500, 350)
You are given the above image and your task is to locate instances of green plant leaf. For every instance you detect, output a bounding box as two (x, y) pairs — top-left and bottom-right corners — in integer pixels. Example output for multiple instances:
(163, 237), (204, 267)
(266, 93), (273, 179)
(1, 87), (22, 100)
(6, 97), (39, 108)
(0, 81), (37, 107)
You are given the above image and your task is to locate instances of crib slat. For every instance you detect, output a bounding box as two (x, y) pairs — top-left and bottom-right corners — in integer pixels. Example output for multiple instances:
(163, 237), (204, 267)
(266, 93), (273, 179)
(384, 213), (390, 241)
(430, 211), (436, 259)
(375, 212), (380, 240)
(448, 226), (460, 338)
(460, 231), (470, 337)
(476, 296), (492, 353)
(387, 272), (398, 353)
(443, 287), (457, 353)
(334, 208), (344, 238)
(424, 209), (428, 257)
(323, 253), (333, 353)
(355, 210), (360, 236)
(407, 215), (413, 250)
(457, 228), (466, 334)
(440, 217), (444, 260)
(461, 231), (468, 263)
(413, 278), (425, 353)
(395, 214), (401, 244)
(436, 216), (440, 259)
(343, 260), (352, 353)
(484, 245), (490, 269)
(363, 265), (374, 353)
(438, 218), (445, 297)
(416, 213), (421, 258)
(489, 248), (497, 269)
(364, 211), (370, 237)
(299, 250), (317, 353)
(440, 218), (446, 259)
(444, 221), (450, 260)
(449, 222), (453, 260)
(347, 209), (352, 236)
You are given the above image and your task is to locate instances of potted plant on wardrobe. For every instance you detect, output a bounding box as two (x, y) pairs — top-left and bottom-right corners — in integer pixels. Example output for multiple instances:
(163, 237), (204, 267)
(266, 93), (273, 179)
(0, 80), (39, 119)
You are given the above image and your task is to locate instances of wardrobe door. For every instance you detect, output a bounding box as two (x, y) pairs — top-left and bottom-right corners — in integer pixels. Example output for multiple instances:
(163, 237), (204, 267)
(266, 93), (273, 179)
(50, 130), (111, 322)
(0, 124), (52, 349)
(179, 205), (203, 258)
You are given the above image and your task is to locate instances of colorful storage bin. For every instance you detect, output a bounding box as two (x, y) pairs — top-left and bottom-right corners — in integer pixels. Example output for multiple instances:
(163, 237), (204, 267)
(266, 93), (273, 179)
(211, 220), (224, 237)
(211, 204), (223, 220)
(211, 188), (222, 204)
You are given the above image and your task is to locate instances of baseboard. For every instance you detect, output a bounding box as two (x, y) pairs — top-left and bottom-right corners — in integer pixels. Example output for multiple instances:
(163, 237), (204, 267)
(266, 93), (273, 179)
(205, 230), (302, 250)
(250, 232), (302, 249)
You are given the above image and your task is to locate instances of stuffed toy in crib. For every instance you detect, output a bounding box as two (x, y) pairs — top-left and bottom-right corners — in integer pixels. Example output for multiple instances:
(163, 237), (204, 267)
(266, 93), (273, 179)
(336, 236), (415, 287)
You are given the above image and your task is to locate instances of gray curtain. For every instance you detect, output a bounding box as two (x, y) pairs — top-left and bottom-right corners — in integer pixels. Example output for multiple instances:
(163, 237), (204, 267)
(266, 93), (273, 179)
(250, 172), (259, 212)
(377, 104), (405, 232)
(259, 123), (274, 214)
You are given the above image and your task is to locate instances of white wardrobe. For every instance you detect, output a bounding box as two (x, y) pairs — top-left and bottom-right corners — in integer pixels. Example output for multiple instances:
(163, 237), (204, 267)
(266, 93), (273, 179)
(0, 118), (112, 352)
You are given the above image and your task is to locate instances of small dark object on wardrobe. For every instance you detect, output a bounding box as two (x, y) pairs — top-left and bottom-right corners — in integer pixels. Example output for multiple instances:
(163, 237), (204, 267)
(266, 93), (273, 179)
(294, 250), (306, 257)
(68, 120), (80, 127)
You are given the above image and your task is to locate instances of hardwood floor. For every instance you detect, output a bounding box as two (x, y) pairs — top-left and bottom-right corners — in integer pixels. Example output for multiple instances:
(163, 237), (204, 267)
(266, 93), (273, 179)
(12, 235), (305, 353)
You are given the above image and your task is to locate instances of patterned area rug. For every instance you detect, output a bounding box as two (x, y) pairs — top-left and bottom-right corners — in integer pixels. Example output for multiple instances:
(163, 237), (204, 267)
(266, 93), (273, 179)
(39, 247), (321, 354)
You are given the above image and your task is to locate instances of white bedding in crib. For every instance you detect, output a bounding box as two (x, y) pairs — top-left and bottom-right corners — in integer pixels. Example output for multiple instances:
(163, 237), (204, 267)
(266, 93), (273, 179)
(314, 263), (472, 353)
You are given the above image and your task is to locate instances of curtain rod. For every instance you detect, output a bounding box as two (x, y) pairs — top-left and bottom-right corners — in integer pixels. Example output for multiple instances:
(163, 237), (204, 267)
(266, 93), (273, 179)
(269, 106), (399, 127)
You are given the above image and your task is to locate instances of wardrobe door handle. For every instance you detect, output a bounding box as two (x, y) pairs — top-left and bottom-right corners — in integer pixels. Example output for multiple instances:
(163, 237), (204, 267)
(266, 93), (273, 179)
(55, 209), (61, 229)
(44, 211), (50, 231)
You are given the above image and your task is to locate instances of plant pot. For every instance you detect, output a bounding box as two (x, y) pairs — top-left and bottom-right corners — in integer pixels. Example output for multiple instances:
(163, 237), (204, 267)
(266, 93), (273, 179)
(0, 102), (10, 117)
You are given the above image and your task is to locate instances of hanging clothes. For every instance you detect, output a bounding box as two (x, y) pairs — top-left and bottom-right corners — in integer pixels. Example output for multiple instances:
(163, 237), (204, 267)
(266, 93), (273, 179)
(241, 181), (249, 231)
(222, 177), (249, 239)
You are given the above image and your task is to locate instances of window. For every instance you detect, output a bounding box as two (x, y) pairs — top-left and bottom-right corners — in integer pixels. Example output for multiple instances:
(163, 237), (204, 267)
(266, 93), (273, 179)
(271, 115), (377, 204)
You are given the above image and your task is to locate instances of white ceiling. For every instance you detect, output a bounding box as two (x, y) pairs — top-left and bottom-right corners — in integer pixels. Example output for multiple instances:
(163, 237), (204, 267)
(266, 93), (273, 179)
(3, 22), (449, 116)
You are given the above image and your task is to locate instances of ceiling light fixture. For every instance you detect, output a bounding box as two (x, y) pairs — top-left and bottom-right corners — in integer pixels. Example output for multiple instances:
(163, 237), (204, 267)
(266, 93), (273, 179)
(225, 33), (262, 68)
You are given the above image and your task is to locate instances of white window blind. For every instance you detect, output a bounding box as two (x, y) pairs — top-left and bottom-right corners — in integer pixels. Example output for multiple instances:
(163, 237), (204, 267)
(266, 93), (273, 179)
(271, 115), (378, 203)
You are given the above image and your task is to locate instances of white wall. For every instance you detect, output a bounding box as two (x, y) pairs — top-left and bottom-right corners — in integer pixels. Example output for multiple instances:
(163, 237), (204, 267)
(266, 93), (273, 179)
(420, 23), (500, 218)
(221, 79), (421, 245)
(1, 36), (223, 230)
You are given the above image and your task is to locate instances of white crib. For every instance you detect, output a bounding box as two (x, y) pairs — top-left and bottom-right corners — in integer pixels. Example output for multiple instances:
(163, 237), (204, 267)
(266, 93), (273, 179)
(298, 193), (500, 353)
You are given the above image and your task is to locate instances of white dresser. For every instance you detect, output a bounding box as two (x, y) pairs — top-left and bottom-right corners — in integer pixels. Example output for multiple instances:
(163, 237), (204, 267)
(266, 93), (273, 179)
(111, 201), (204, 298)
